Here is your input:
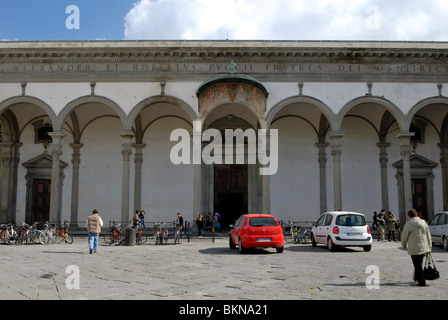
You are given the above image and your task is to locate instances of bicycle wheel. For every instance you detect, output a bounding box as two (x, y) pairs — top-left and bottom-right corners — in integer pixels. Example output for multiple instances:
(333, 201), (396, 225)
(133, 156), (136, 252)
(138, 232), (147, 245)
(28, 231), (40, 244)
(116, 233), (124, 246)
(15, 233), (24, 245)
(64, 233), (73, 244)
(104, 231), (114, 245)
(54, 231), (65, 244)
(39, 232), (50, 245)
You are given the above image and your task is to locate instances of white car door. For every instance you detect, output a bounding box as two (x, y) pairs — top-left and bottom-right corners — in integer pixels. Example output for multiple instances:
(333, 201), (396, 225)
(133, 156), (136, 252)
(429, 214), (441, 243)
(313, 214), (328, 244)
(437, 213), (447, 243)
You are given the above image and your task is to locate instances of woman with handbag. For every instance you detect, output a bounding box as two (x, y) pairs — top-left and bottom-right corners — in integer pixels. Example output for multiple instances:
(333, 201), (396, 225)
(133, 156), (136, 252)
(401, 209), (432, 287)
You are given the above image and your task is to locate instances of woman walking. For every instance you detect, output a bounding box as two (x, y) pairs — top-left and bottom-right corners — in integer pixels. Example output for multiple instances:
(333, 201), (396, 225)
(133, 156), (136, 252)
(401, 209), (432, 287)
(196, 214), (205, 238)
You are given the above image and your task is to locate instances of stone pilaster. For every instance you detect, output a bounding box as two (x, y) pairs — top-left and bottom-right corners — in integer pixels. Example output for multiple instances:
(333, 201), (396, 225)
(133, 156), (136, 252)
(48, 132), (65, 224)
(69, 143), (83, 230)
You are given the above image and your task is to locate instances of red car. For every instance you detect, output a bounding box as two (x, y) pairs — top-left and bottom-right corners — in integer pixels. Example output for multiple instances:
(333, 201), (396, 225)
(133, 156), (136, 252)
(229, 214), (284, 253)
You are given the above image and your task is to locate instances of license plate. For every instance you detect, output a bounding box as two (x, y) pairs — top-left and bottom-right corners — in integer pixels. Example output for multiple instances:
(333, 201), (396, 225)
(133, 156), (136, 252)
(347, 233), (362, 236)
(257, 238), (272, 242)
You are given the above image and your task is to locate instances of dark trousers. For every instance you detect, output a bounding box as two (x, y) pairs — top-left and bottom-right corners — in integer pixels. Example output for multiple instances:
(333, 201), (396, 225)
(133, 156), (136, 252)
(411, 255), (426, 286)
(387, 230), (395, 241)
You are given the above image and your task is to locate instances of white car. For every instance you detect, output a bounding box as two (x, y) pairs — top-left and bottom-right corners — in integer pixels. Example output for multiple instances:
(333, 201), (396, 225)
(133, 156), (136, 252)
(311, 211), (372, 252)
(429, 212), (448, 251)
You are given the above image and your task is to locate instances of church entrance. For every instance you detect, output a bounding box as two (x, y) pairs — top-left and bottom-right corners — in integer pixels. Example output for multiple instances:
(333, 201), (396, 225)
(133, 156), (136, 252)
(214, 164), (248, 229)
(412, 179), (428, 220)
(31, 179), (51, 227)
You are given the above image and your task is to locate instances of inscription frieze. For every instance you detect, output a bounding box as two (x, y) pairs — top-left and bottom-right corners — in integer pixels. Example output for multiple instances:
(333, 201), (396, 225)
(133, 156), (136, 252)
(1, 62), (448, 75)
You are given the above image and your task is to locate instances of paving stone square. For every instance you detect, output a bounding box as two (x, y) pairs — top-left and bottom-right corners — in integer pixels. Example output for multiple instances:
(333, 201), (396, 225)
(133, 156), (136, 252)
(0, 236), (447, 301)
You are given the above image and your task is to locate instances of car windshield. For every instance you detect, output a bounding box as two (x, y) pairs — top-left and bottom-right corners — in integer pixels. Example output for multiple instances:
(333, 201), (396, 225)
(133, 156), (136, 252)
(335, 214), (366, 226)
(249, 217), (278, 227)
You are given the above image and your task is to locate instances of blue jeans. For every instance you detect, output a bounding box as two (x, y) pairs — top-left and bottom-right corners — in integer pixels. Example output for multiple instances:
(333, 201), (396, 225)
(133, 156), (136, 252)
(88, 233), (99, 251)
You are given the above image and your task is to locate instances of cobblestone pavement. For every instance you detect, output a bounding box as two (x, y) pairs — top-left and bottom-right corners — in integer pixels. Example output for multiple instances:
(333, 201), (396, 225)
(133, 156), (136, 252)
(0, 236), (447, 301)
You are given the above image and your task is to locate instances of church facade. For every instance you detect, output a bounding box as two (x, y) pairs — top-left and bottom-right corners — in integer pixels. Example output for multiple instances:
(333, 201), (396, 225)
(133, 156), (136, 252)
(1, 41), (447, 229)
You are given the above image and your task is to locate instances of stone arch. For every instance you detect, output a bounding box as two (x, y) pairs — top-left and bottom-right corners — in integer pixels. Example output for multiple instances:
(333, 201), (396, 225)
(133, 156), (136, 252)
(0, 96), (57, 130)
(56, 95), (127, 132)
(127, 95), (196, 132)
(266, 95), (336, 131)
(197, 78), (268, 123)
(335, 96), (405, 133)
(0, 109), (20, 142)
(406, 96), (448, 132)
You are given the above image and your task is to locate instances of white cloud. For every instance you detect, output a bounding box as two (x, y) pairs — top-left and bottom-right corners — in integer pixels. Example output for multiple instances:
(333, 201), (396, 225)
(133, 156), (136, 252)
(123, 0), (448, 41)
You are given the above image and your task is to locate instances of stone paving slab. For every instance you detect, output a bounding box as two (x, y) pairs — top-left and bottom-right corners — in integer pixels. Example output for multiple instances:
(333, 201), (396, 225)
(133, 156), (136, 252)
(0, 236), (447, 301)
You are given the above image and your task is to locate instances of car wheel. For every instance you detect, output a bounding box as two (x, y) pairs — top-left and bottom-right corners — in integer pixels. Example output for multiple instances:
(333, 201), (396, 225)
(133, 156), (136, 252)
(443, 236), (448, 251)
(276, 246), (284, 253)
(238, 238), (246, 254)
(327, 237), (337, 252)
(311, 234), (317, 247)
(229, 235), (236, 249)
(363, 245), (372, 252)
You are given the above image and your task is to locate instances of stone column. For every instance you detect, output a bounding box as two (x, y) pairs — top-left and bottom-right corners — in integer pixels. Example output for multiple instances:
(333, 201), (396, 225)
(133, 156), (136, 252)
(377, 142), (390, 211)
(193, 121), (202, 218)
(398, 133), (414, 222)
(48, 132), (65, 224)
(133, 143), (145, 213)
(259, 120), (270, 214)
(439, 142), (448, 211)
(69, 143), (83, 230)
(330, 133), (344, 211)
(316, 142), (329, 214)
(121, 131), (134, 223)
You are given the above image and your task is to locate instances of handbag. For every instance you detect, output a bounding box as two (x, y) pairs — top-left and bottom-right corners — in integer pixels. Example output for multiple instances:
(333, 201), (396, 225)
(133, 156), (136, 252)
(423, 253), (440, 280)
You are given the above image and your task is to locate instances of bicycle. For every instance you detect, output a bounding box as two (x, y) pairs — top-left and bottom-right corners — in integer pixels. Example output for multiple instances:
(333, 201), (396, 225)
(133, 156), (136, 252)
(284, 221), (299, 243)
(39, 222), (56, 245)
(15, 223), (31, 245)
(135, 225), (147, 245)
(104, 223), (123, 246)
(1, 224), (19, 245)
(297, 223), (312, 244)
(27, 222), (43, 244)
(153, 222), (168, 245)
(0, 224), (10, 244)
(53, 222), (73, 244)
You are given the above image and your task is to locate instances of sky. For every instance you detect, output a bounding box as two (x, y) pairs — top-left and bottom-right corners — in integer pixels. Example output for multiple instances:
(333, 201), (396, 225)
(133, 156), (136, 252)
(1, 0), (448, 42)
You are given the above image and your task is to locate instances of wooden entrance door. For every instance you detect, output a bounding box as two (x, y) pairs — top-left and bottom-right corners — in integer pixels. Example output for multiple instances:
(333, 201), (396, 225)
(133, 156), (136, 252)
(412, 179), (428, 220)
(32, 179), (51, 227)
(214, 165), (248, 228)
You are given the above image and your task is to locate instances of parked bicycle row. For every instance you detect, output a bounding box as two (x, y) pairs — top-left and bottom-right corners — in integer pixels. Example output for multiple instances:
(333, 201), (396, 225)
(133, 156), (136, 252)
(103, 222), (185, 246)
(0, 222), (73, 245)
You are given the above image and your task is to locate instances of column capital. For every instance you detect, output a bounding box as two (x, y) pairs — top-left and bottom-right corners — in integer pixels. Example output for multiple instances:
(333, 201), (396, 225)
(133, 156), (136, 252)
(376, 142), (391, 150)
(396, 132), (415, 141)
(48, 131), (66, 142)
(329, 132), (344, 139)
(69, 143), (83, 152)
(120, 131), (135, 140)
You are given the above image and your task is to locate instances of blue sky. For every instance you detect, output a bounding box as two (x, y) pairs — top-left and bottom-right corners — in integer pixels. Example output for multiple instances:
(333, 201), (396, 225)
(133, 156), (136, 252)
(0, 0), (135, 40)
(1, 0), (448, 41)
